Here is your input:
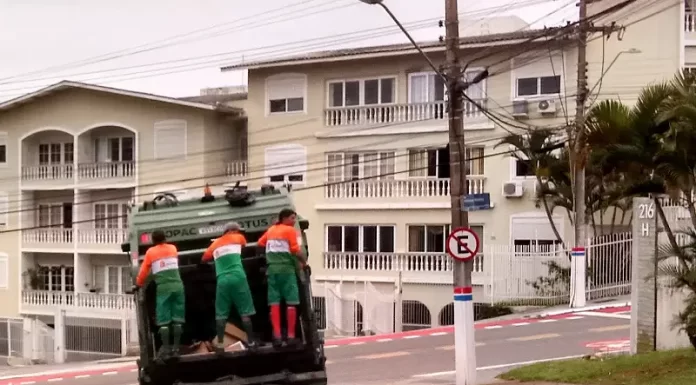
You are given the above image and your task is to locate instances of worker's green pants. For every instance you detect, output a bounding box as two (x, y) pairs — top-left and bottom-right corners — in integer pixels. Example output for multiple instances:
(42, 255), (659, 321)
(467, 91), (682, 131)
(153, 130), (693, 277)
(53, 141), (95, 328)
(155, 286), (186, 326)
(267, 272), (300, 306)
(215, 272), (256, 320)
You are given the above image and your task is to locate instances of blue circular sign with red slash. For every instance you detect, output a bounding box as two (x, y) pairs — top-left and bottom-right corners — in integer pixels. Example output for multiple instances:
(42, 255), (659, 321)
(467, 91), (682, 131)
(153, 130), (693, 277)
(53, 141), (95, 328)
(446, 227), (480, 262)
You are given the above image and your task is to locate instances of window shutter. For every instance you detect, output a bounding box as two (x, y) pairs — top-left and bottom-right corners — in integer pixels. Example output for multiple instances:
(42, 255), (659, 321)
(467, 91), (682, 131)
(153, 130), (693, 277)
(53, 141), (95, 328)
(264, 145), (307, 180)
(267, 75), (305, 100)
(154, 120), (187, 159)
(0, 254), (7, 289)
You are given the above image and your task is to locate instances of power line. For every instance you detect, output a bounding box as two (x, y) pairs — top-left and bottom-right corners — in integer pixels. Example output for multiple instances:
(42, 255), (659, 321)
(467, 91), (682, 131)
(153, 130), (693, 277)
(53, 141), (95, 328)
(0, 0), (345, 84)
(0, 146), (532, 235)
(1, 132), (516, 216)
(0, 1), (551, 92)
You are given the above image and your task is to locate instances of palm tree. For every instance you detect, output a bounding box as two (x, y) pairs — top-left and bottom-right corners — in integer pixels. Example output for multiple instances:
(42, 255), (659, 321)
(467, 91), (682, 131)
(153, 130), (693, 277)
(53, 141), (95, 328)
(496, 129), (567, 249)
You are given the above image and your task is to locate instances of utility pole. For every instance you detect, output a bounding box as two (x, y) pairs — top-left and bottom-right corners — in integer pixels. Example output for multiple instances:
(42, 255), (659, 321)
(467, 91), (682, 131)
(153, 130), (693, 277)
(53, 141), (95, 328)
(445, 0), (476, 383)
(570, 0), (589, 309)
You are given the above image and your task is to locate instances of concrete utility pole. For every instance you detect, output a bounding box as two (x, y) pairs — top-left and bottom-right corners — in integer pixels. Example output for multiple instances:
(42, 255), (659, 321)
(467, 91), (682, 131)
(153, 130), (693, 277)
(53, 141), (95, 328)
(444, 1), (477, 384)
(570, 0), (589, 308)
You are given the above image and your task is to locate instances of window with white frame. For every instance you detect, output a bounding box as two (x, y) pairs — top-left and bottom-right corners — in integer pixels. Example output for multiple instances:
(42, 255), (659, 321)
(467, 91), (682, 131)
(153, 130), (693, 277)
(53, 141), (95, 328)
(409, 70), (485, 103)
(38, 142), (73, 165)
(93, 265), (131, 294)
(265, 144), (307, 184)
(511, 215), (562, 255)
(37, 203), (72, 228)
(267, 74), (306, 114)
(325, 225), (395, 253)
(516, 75), (561, 97)
(328, 77), (396, 107)
(0, 193), (7, 227)
(0, 253), (7, 289)
(154, 120), (187, 159)
(326, 151), (395, 182)
(37, 265), (75, 292)
(94, 136), (134, 162)
(94, 203), (130, 230)
(408, 224), (483, 253)
(408, 146), (484, 178)
(0, 132), (7, 165)
(513, 156), (535, 178)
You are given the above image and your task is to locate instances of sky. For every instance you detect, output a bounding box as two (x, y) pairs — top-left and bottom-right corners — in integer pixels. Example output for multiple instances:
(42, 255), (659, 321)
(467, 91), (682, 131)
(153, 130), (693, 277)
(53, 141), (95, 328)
(0, 0), (577, 102)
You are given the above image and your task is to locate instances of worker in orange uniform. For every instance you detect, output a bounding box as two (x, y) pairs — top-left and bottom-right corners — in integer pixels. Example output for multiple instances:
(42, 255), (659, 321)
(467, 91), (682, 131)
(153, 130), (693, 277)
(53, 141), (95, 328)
(136, 230), (186, 360)
(257, 209), (306, 347)
(202, 222), (258, 353)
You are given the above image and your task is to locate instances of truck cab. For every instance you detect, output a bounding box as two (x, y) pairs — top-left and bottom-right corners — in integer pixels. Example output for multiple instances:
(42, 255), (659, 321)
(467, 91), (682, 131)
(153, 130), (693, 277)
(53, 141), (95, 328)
(121, 185), (327, 385)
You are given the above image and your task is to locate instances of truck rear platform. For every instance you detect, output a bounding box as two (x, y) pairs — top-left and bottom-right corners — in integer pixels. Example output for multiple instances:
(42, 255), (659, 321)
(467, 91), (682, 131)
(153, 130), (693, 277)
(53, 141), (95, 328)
(123, 186), (327, 385)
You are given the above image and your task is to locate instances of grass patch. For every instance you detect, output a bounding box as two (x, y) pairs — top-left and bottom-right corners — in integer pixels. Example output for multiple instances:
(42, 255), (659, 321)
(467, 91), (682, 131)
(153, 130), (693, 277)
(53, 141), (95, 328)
(499, 349), (696, 385)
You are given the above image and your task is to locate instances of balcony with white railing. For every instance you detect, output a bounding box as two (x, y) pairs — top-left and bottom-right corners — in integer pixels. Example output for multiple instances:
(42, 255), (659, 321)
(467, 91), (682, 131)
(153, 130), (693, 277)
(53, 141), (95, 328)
(322, 252), (485, 284)
(226, 160), (248, 178)
(76, 228), (128, 251)
(21, 290), (134, 316)
(322, 176), (486, 206)
(323, 99), (487, 127)
(21, 164), (74, 188)
(77, 162), (135, 186)
(22, 229), (74, 250)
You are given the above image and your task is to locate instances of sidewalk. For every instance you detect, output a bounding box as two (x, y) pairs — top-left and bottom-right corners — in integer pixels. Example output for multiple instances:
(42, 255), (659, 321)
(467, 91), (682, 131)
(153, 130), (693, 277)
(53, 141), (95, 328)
(0, 361), (135, 380)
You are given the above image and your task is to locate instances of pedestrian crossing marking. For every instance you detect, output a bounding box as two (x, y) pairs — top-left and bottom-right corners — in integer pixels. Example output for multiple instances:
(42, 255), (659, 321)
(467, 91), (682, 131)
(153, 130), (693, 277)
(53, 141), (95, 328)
(508, 333), (560, 342)
(356, 351), (410, 359)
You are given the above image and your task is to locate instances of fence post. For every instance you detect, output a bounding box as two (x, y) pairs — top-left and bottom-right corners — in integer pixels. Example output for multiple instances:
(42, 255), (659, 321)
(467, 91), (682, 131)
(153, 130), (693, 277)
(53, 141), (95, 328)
(54, 310), (66, 364)
(630, 197), (657, 354)
(121, 313), (128, 356)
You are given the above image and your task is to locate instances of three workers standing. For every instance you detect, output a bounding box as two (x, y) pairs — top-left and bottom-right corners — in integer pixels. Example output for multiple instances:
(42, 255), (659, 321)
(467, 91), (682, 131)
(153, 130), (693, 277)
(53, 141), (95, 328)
(135, 208), (306, 357)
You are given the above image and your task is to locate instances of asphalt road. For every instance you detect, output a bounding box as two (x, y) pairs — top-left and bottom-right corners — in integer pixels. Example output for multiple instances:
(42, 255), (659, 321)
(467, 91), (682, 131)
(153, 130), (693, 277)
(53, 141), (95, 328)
(4, 312), (629, 385)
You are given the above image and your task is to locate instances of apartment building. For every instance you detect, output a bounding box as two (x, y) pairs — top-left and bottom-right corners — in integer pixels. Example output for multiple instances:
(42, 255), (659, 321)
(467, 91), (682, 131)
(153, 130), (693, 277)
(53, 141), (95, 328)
(220, 0), (680, 334)
(0, 81), (245, 357)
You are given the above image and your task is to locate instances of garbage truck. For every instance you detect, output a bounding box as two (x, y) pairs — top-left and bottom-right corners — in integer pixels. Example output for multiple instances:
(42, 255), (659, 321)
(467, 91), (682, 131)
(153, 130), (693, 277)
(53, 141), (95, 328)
(121, 184), (327, 385)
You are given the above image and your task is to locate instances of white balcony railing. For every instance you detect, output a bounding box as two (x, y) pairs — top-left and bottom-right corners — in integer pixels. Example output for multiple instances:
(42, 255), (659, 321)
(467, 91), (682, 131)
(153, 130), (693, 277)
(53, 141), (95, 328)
(77, 162), (135, 180)
(226, 161), (248, 177)
(323, 100), (486, 127)
(686, 12), (696, 33)
(22, 290), (135, 312)
(21, 164), (74, 182)
(324, 177), (485, 200)
(22, 229), (73, 244)
(323, 252), (485, 274)
(77, 228), (127, 244)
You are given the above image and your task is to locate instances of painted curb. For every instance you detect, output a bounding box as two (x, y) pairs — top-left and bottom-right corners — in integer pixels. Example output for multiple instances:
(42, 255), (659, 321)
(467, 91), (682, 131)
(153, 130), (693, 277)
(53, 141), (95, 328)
(0, 364), (136, 385)
(0, 305), (631, 384)
(529, 302), (630, 319)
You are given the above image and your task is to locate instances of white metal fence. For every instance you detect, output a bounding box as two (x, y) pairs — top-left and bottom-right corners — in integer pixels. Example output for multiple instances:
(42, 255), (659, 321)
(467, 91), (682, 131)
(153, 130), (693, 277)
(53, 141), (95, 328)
(313, 280), (398, 337)
(52, 309), (137, 363)
(485, 244), (571, 306)
(0, 317), (55, 366)
(485, 234), (635, 307)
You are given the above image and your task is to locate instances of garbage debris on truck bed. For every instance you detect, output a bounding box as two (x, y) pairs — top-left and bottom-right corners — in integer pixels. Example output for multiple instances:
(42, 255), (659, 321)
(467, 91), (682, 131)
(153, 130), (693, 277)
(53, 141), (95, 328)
(180, 323), (248, 355)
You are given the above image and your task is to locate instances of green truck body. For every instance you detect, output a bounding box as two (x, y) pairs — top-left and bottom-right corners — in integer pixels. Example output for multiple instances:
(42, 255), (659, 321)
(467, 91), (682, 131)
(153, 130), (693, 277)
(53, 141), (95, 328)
(121, 186), (327, 385)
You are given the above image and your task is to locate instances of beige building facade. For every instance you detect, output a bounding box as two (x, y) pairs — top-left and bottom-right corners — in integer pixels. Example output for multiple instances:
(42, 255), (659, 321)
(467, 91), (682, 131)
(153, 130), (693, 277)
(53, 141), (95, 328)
(0, 82), (245, 330)
(219, 0), (682, 333)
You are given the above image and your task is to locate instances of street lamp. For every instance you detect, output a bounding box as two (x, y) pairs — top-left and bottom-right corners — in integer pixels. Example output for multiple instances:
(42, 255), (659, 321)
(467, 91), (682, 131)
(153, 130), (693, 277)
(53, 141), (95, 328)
(587, 48), (641, 97)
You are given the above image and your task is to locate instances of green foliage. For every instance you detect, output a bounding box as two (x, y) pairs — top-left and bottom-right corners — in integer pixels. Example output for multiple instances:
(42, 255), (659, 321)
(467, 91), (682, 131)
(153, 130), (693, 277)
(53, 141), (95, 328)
(527, 260), (571, 298)
(499, 70), (696, 327)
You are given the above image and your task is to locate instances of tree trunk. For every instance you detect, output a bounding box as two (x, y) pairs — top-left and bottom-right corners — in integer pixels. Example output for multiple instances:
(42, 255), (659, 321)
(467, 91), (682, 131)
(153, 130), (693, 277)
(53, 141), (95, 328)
(538, 177), (566, 250)
(610, 205), (618, 234)
(654, 197), (688, 269)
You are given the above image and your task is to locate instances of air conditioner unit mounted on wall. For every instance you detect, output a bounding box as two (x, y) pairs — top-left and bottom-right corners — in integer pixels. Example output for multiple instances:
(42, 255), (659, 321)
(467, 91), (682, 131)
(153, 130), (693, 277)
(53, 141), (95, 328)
(502, 181), (524, 198)
(537, 99), (557, 115)
(512, 99), (529, 119)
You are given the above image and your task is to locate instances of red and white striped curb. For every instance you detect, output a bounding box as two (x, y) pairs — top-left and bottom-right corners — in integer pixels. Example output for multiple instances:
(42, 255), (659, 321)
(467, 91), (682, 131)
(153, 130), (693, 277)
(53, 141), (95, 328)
(323, 308), (625, 348)
(0, 365), (137, 385)
(0, 305), (630, 384)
